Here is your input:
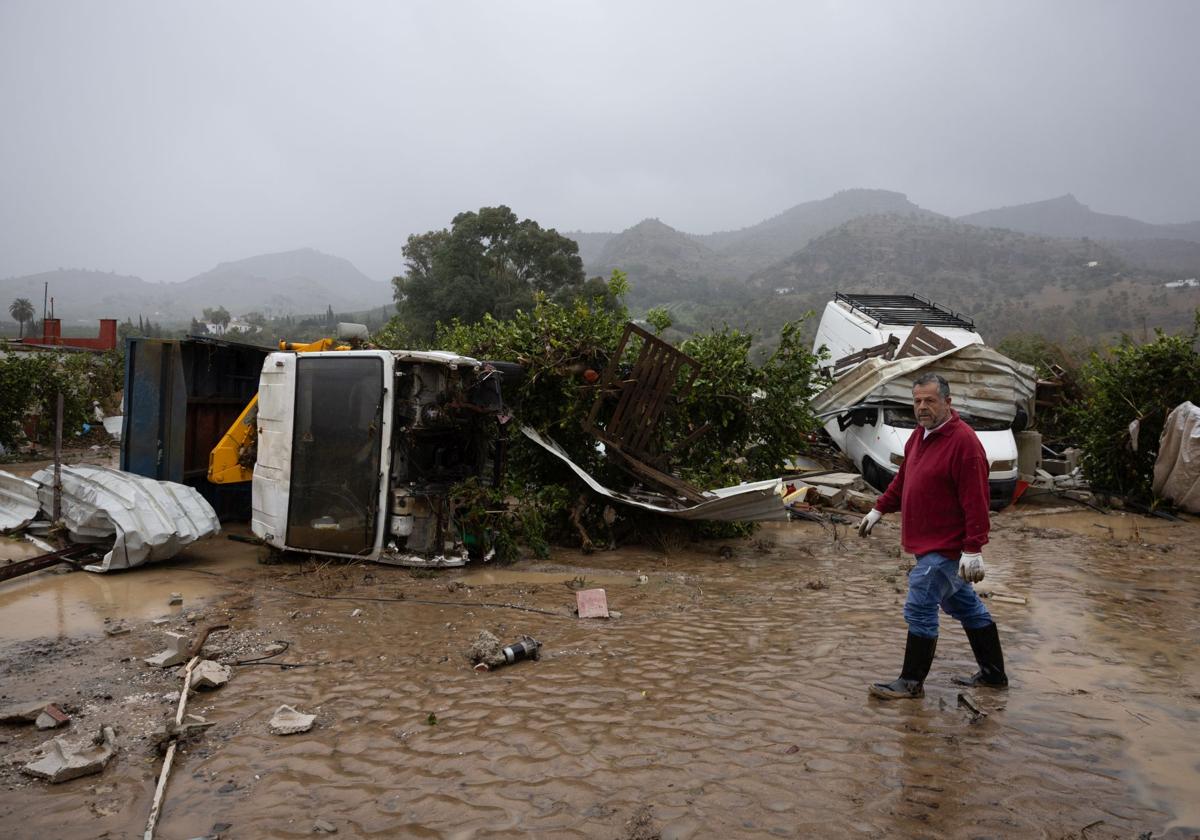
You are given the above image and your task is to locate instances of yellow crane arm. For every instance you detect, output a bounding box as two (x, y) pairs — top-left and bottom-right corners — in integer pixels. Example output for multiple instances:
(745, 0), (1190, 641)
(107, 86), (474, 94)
(208, 395), (259, 485)
(207, 335), (357, 485)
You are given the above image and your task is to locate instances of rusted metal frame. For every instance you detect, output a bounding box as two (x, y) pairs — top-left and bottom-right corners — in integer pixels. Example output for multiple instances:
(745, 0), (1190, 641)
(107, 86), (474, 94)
(585, 325), (637, 432)
(0, 544), (91, 583)
(833, 335), (899, 373)
(629, 354), (687, 458)
(623, 339), (680, 455)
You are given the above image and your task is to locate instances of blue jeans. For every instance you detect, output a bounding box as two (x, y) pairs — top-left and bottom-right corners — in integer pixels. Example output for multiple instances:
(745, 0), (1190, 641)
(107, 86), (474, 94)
(903, 552), (993, 639)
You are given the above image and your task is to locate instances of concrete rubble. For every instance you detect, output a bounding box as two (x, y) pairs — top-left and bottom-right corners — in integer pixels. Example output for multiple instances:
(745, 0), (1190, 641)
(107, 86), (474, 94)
(190, 660), (232, 690)
(0, 700), (55, 724)
(21, 725), (117, 783)
(35, 704), (71, 730)
(145, 632), (190, 668)
(269, 704), (315, 735)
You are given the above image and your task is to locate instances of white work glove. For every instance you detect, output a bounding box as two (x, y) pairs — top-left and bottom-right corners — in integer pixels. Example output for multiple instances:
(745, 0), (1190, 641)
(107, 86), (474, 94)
(858, 509), (883, 537)
(958, 552), (985, 583)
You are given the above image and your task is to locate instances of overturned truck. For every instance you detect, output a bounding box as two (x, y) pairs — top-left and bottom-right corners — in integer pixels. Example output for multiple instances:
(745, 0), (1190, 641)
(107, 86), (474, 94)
(250, 349), (518, 567)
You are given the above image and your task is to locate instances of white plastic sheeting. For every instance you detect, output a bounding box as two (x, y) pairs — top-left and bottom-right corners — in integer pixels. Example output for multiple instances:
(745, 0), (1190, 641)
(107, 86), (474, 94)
(0, 471), (41, 531)
(29, 465), (220, 572)
(522, 426), (788, 522)
(811, 343), (1037, 423)
(1153, 401), (1200, 513)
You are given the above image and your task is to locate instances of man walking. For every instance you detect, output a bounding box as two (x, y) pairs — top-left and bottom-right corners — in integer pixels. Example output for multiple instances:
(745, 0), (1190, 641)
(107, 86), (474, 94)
(857, 372), (1009, 699)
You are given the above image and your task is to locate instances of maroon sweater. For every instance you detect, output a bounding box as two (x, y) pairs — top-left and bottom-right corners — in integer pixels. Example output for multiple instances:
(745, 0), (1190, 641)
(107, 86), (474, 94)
(874, 409), (990, 557)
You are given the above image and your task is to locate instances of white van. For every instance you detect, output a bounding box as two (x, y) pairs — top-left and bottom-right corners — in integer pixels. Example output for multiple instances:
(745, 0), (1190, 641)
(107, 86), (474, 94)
(812, 293), (1024, 510)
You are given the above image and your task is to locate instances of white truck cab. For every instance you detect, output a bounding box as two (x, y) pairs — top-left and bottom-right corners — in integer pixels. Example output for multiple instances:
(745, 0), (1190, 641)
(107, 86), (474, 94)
(251, 349), (516, 565)
(813, 294), (1024, 510)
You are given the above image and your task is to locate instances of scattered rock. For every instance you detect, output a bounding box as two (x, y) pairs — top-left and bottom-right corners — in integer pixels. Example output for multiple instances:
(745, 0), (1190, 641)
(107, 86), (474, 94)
(312, 818), (337, 833)
(350, 609), (363, 618)
(185, 612), (201, 624)
(467, 630), (506, 669)
(168, 593), (184, 606)
(190, 660), (232, 690)
(22, 725), (117, 783)
(104, 623), (131, 637)
(263, 642), (287, 656)
(576, 588), (609, 619)
(35, 704), (70, 730)
(269, 704), (315, 735)
(620, 805), (661, 840)
(145, 632), (190, 668)
(805, 579), (827, 591)
(609, 610), (623, 620)
(151, 618), (170, 626)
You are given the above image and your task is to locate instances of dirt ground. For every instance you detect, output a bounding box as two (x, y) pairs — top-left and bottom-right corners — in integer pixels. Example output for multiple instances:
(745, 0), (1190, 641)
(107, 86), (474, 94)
(1, 481), (1198, 839)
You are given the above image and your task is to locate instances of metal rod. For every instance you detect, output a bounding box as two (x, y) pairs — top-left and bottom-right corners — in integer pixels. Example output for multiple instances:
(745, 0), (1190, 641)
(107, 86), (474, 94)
(54, 391), (63, 522)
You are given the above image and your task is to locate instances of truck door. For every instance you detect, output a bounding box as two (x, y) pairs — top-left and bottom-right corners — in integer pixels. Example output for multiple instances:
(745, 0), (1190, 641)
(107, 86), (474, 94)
(285, 355), (385, 555)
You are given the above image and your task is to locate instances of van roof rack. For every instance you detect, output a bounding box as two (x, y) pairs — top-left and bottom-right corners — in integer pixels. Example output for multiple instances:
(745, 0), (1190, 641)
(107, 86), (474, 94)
(834, 292), (976, 330)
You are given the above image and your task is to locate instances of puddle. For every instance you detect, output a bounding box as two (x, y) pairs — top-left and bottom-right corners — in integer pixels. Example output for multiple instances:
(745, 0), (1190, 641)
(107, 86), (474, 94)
(457, 568), (633, 587)
(0, 532), (260, 643)
(1016, 507), (1187, 545)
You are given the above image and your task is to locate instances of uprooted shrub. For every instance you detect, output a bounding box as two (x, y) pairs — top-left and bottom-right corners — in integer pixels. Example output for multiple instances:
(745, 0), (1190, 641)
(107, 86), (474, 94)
(0, 350), (124, 452)
(1068, 312), (1200, 502)
(418, 271), (826, 554)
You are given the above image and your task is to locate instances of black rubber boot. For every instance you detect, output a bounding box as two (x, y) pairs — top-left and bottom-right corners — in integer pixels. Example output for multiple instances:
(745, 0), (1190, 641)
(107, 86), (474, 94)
(952, 622), (1008, 688)
(869, 633), (937, 700)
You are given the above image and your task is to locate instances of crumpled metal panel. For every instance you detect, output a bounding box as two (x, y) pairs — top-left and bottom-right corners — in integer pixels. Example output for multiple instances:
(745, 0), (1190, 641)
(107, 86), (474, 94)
(812, 344), (1036, 422)
(0, 471), (40, 532)
(522, 427), (787, 522)
(30, 464), (220, 572)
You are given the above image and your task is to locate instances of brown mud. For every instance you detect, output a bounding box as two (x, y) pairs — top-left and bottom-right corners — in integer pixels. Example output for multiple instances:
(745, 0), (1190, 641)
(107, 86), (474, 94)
(1, 506), (1199, 839)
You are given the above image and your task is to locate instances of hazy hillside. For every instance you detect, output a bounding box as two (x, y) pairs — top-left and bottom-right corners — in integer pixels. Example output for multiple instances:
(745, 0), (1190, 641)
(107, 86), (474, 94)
(1105, 239), (1200, 277)
(669, 215), (1200, 355)
(959, 194), (1200, 243)
(0, 248), (392, 326)
(697, 188), (942, 276)
(591, 218), (736, 305)
(566, 231), (617, 268)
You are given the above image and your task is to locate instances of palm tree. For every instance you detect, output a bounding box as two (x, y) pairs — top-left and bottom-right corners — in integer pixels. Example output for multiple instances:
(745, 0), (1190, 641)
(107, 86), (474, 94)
(9, 298), (34, 339)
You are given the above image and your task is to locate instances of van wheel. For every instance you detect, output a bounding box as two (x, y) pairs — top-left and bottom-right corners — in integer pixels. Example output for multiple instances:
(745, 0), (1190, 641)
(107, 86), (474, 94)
(860, 456), (893, 494)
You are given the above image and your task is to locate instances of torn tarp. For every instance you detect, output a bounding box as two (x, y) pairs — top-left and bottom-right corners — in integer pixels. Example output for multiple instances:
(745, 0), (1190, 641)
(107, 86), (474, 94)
(29, 464), (220, 572)
(811, 343), (1036, 423)
(522, 426), (787, 521)
(1153, 401), (1200, 513)
(0, 471), (41, 532)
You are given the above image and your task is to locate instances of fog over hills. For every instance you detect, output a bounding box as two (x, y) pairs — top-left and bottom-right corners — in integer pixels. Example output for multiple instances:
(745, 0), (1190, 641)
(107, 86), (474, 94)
(958, 194), (1200, 243)
(0, 249), (392, 326)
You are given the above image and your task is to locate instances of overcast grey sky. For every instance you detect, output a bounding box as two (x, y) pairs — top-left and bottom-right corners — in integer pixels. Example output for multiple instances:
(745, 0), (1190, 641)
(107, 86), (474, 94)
(2, 1), (1198, 284)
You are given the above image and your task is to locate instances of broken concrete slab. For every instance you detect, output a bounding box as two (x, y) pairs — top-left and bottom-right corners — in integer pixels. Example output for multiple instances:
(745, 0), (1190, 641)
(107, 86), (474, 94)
(22, 725), (116, 783)
(168, 593), (184, 605)
(145, 632), (190, 668)
(190, 660), (232, 690)
(35, 704), (70, 730)
(312, 818), (338, 833)
(0, 700), (52, 724)
(576, 588), (610, 619)
(811, 485), (846, 508)
(804, 472), (867, 492)
(269, 705), (315, 735)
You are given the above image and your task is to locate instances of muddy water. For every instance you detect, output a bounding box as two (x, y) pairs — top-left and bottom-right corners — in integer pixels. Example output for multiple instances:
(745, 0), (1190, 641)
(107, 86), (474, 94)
(0, 537), (259, 642)
(2, 514), (1199, 839)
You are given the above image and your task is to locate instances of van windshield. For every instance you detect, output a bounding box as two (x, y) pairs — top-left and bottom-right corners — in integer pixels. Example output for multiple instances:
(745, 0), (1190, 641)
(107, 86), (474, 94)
(883, 407), (1010, 432)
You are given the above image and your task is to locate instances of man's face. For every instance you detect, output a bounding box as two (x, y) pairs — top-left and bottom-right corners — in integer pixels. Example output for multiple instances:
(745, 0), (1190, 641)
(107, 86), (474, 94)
(912, 381), (951, 429)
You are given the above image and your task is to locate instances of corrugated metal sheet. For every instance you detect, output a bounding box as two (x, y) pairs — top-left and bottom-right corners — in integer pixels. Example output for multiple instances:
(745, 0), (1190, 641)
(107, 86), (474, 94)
(0, 471), (40, 531)
(30, 464), (220, 572)
(811, 344), (1036, 422)
(522, 427), (787, 522)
